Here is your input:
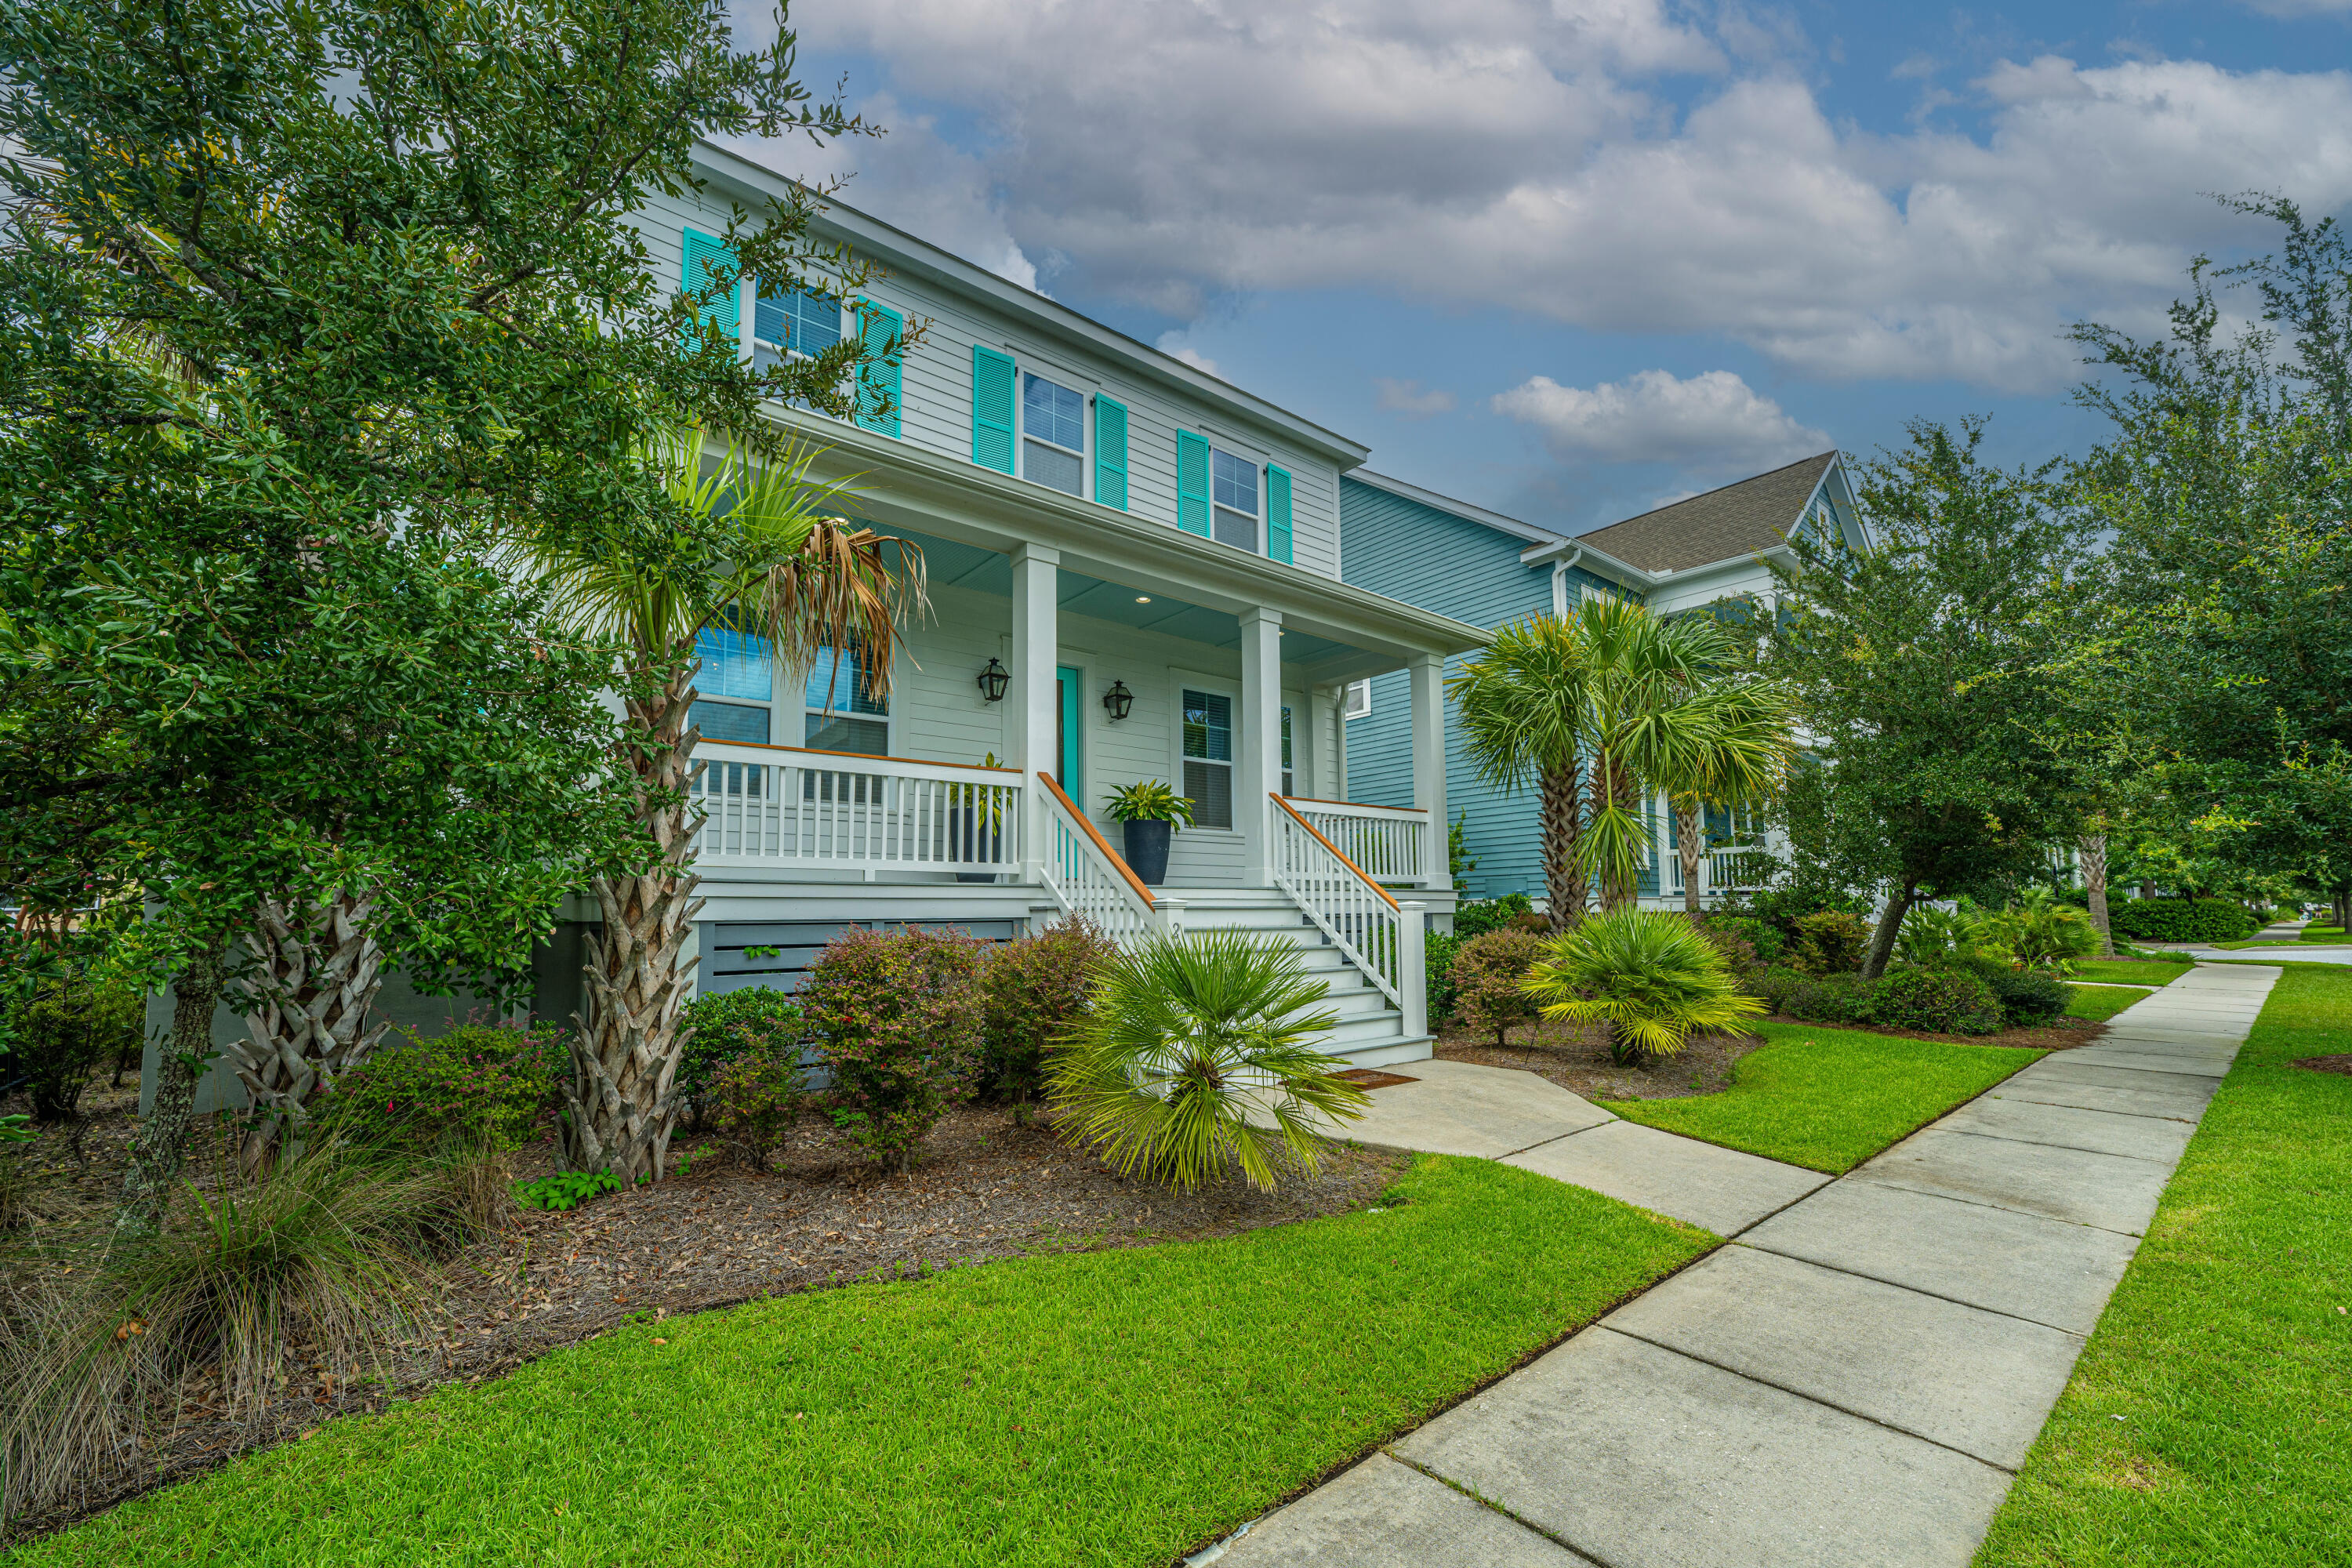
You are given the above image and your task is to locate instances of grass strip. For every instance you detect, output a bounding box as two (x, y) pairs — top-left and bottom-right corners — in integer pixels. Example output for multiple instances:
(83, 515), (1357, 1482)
(1976, 961), (2352, 1566)
(2074, 960), (2192, 986)
(1598, 1022), (2043, 1174)
(2067, 984), (2153, 1022)
(10, 1155), (1711, 1568)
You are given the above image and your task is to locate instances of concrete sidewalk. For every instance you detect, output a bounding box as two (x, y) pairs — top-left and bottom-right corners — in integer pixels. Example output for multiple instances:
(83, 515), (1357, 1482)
(1212, 963), (2281, 1567)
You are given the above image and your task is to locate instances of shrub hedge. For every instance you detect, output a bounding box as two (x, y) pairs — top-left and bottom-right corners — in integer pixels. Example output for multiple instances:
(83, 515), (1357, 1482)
(331, 1021), (565, 1150)
(1987, 968), (2071, 1029)
(2107, 898), (2261, 944)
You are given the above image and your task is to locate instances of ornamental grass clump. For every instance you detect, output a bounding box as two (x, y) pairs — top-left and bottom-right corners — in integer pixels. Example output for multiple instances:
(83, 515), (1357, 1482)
(1522, 909), (1766, 1067)
(802, 927), (985, 1173)
(1047, 930), (1368, 1192)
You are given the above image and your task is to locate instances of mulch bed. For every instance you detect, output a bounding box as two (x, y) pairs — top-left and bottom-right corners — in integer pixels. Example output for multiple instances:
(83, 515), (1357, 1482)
(1435, 1012), (2105, 1102)
(1, 1088), (1405, 1541)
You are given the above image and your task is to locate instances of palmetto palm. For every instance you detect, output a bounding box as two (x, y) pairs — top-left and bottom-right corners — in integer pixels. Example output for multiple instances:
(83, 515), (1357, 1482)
(517, 425), (924, 1183)
(1449, 614), (1595, 930)
(1047, 929), (1369, 1192)
(1522, 908), (1766, 1067)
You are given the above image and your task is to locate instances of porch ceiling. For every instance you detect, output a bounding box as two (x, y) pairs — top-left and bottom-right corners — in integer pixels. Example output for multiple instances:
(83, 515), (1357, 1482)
(891, 526), (1368, 678)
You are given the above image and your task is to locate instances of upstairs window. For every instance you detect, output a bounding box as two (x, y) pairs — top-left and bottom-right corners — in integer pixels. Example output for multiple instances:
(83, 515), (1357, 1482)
(804, 644), (888, 755)
(1211, 448), (1259, 551)
(1181, 688), (1234, 831)
(689, 625), (775, 746)
(1022, 373), (1085, 497)
(753, 283), (842, 371)
(1344, 681), (1371, 720)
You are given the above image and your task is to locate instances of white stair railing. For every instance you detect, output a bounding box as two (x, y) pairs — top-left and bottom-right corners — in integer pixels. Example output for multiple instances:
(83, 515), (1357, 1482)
(1281, 797), (1429, 884)
(1036, 773), (1159, 942)
(688, 742), (1022, 875)
(1272, 795), (1424, 1033)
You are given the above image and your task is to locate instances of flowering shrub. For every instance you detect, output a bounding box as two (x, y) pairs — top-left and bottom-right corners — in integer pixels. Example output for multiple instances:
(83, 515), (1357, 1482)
(801, 927), (985, 1172)
(1450, 930), (1546, 1046)
(329, 1019), (564, 1151)
(979, 920), (1118, 1112)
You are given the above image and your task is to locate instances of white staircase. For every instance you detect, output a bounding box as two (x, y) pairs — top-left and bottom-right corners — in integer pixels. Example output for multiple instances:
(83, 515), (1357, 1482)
(1167, 888), (1433, 1069)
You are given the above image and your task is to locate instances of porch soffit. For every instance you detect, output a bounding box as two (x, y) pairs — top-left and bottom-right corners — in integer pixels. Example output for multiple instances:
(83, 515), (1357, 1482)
(775, 405), (1486, 670)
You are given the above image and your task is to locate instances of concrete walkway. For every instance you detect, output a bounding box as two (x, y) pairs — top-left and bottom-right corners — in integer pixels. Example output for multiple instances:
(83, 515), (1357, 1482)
(1214, 963), (2281, 1567)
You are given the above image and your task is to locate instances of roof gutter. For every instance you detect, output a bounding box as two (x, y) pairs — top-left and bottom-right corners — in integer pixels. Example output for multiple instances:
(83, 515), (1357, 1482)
(1519, 535), (1662, 590)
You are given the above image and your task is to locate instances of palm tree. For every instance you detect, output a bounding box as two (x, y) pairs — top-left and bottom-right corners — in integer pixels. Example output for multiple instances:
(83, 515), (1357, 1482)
(1523, 908), (1767, 1067)
(1449, 615), (1595, 931)
(1658, 677), (1798, 914)
(520, 425), (924, 1185)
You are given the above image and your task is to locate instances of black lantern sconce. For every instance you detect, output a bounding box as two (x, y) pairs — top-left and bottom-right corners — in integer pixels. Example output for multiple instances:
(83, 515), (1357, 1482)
(1102, 680), (1134, 722)
(977, 657), (1010, 703)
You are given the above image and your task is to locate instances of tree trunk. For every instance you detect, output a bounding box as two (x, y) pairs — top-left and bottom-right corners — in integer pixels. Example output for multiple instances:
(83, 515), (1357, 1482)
(1861, 880), (1914, 981)
(2079, 831), (2113, 957)
(114, 942), (227, 1240)
(562, 677), (705, 1185)
(227, 890), (389, 1178)
(1538, 761), (1584, 932)
(1675, 799), (1704, 915)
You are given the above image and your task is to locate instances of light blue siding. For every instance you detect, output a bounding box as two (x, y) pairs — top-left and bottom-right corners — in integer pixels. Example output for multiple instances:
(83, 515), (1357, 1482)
(1338, 478), (1635, 902)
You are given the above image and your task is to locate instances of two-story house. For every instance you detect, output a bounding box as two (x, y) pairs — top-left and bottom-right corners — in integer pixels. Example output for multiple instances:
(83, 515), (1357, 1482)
(1339, 452), (1864, 909)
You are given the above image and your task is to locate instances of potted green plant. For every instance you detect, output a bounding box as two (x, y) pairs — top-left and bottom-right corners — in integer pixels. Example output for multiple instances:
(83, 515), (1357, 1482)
(1103, 779), (1194, 886)
(954, 752), (1007, 881)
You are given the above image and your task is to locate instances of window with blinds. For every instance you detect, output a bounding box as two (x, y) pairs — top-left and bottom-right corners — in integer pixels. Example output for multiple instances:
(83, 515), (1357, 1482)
(804, 644), (888, 755)
(1181, 689), (1233, 830)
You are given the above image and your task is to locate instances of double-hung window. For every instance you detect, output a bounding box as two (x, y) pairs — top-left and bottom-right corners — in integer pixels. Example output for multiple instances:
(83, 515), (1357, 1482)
(1180, 689), (1234, 830)
(804, 644), (888, 755)
(1343, 681), (1371, 720)
(1022, 373), (1086, 497)
(689, 626), (776, 745)
(753, 282), (841, 372)
(1211, 448), (1258, 551)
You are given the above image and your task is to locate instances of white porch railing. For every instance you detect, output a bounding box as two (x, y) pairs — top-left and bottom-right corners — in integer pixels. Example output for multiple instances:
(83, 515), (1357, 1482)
(1282, 797), (1429, 885)
(1036, 772), (1160, 942)
(1272, 795), (1423, 1033)
(688, 742), (1022, 876)
(1662, 842), (1775, 898)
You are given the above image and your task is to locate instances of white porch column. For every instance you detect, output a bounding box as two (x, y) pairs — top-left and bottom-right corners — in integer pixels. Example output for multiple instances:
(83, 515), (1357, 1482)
(1409, 652), (1448, 890)
(1305, 684), (1339, 800)
(1239, 607), (1284, 888)
(1009, 543), (1060, 880)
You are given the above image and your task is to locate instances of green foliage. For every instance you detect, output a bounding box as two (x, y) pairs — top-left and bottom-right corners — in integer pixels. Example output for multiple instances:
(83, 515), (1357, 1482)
(1700, 915), (1782, 969)
(1102, 779), (1196, 826)
(677, 987), (805, 1117)
(1523, 909), (1767, 1065)
(1447, 812), (1477, 894)
(1449, 931), (1547, 1047)
(1424, 931), (1464, 1022)
(1763, 969), (1869, 1026)
(978, 920), (1120, 1109)
(1894, 903), (2013, 976)
(1453, 894), (1536, 938)
(1788, 910), (1871, 976)
(328, 1022), (564, 1152)
(706, 1052), (803, 1172)
(8, 977), (142, 1122)
(1860, 965), (2005, 1036)
(2108, 899), (2261, 943)
(1726, 881), (1876, 943)
(1987, 968), (2074, 1029)
(1046, 930), (1365, 1192)
(1986, 887), (2100, 972)
(516, 1170), (622, 1212)
(802, 927), (985, 1173)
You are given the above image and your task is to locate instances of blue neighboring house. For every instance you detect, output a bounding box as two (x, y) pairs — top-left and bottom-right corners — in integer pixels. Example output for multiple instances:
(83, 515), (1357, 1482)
(1339, 452), (1864, 909)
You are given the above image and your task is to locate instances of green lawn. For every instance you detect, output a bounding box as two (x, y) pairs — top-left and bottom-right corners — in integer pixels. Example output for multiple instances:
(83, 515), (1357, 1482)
(10, 1156), (1711, 1568)
(2068, 983), (2153, 1022)
(1976, 962), (2352, 1566)
(2074, 959), (2191, 986)
(1598, 1023), (2044, 1174)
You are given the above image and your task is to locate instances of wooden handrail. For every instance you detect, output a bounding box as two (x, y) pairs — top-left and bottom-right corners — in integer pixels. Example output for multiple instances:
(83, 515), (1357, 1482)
(1271, 793), (1401, 910)
(691, 739), (1021, 774)
(1039, 772), (1156, 910)
(1280, 794), (1428, 814)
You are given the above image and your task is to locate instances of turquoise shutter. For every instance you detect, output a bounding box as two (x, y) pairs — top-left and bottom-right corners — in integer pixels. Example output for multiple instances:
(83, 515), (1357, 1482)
(1265, 464), (1294, 563)
(1175, 430), (1210, 536)
(971, 345), (1016, 473)
(681, 228), (741, 351)
(852, 299), (904, 437)
(1093, 395), (1130, 510)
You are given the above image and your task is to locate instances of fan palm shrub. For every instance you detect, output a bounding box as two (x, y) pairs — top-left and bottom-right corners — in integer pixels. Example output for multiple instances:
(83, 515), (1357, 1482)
(1987, 887), (2099, 973)
(1522, 909), (1766, 1067)
(1047, 930), (1369, 1192)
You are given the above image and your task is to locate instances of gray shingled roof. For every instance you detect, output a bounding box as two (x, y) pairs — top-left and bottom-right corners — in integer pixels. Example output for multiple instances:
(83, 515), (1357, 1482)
(1573, 452), (1838, 573)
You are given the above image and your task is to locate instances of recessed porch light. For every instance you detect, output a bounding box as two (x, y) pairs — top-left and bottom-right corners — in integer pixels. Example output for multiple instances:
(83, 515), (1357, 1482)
(1134, 596), (1151, 604)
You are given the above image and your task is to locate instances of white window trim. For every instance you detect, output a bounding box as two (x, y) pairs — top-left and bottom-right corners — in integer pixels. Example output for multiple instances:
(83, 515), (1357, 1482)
(1208, 444), (1265, 555)
(1174, 677), (1243, 836)
(689, 629), (782, 746)
(800, 644), (893, 757)
(1018, 367), (1089, 502)
(747, 276), (844, 367)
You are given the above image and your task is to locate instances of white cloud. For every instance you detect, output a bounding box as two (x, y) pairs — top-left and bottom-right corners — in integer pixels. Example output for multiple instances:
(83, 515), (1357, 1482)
(1493, 368), (1827, 468)
(1374, 377), (1457, 416)
(1156, 332), (1219, 377)
(767, 4), (2352, 392)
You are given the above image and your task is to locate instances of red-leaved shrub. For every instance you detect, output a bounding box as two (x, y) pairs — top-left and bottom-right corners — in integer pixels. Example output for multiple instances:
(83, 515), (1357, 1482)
(801, 927), (985, 1171)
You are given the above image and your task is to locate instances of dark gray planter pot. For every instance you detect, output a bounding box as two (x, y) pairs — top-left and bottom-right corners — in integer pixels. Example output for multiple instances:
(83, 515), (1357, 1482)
(952, 806), (1002, 882)
(1122, 818), (1173, 885)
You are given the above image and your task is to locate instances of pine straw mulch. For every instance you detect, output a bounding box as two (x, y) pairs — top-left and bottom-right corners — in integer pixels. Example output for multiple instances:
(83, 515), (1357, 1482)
(1435, 1011), (2107, 1102)
(0, 1090), (1405, 1541)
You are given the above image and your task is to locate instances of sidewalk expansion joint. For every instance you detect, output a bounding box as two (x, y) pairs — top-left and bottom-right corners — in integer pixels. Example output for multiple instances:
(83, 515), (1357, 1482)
(1929, 1124), (2183, 1168)
(1383, 1450), (1632, 1568)
(1725, 1238), (2102, 1338)
(1840, 1174), (2153, 1239)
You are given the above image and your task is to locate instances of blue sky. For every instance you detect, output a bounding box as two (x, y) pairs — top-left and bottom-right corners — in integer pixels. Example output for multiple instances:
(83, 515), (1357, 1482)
(726, 1), (2352, 535)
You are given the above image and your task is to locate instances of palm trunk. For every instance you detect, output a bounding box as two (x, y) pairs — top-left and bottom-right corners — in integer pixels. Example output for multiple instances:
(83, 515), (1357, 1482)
(229, 890), (389, 1178)
(562, 675), (705, 1185)
(1675, 799), (1704, 915)
(1538, 762), (1584, 932)
(114, 941), (226, 1240)
(1588, 756), (1640, 915)
(2079, 830), (2113, 957)
(1861, 879), (1914, 981)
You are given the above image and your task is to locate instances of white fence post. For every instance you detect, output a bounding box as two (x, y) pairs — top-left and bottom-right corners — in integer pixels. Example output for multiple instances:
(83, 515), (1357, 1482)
(1154, 895), (1188, 938)
(1398, 901), (1427, 1039)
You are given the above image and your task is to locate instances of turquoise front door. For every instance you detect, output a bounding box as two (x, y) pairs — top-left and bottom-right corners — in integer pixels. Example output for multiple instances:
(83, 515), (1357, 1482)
(1055, 666), (1083, 795)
